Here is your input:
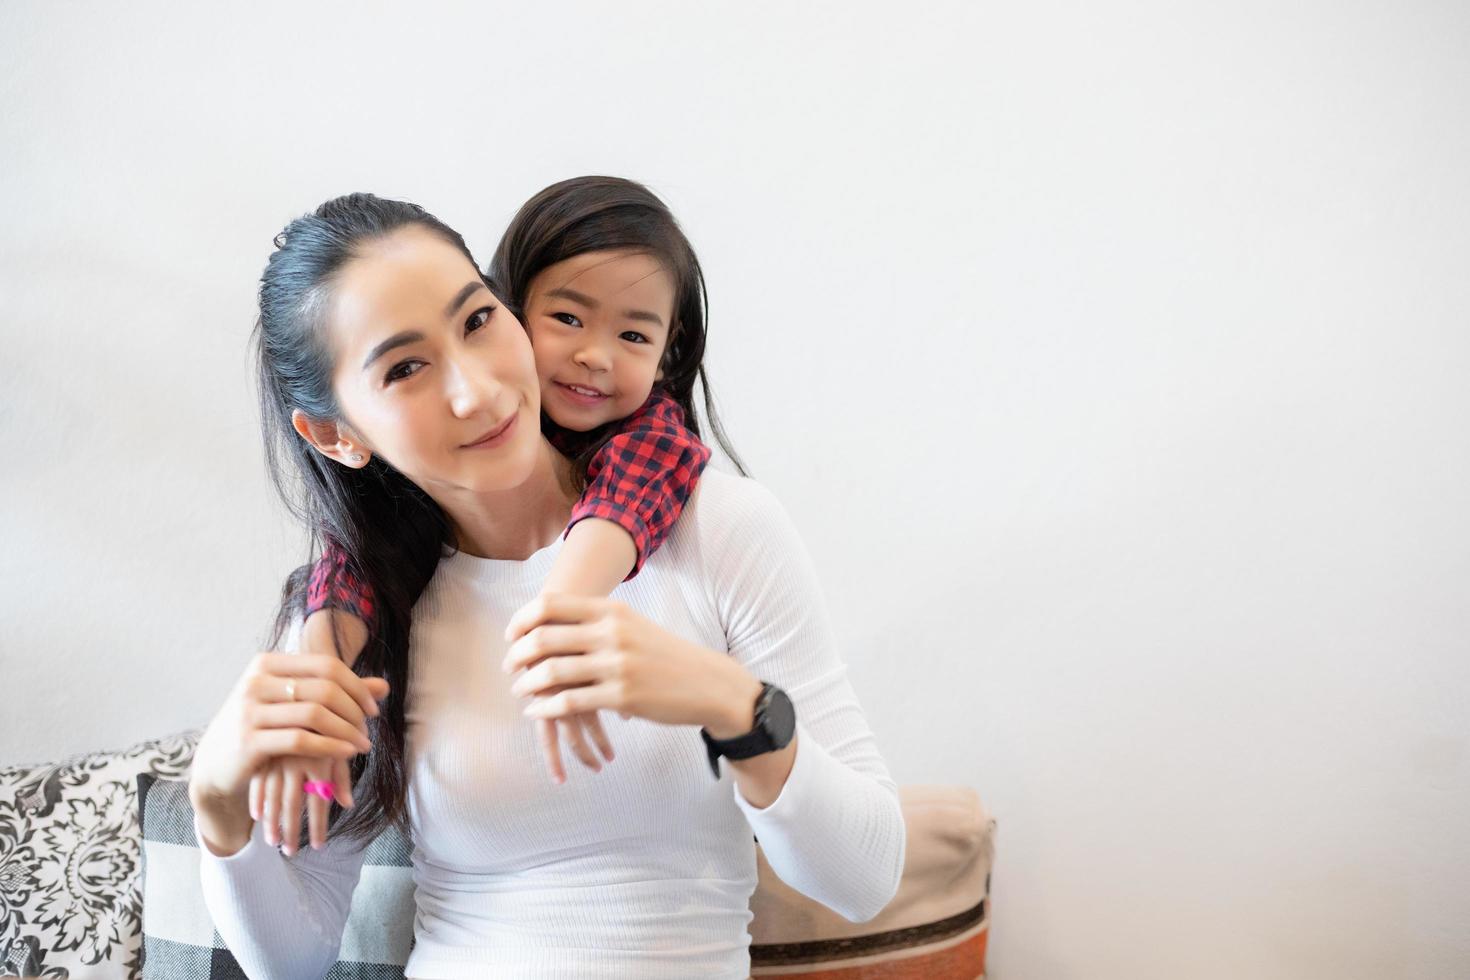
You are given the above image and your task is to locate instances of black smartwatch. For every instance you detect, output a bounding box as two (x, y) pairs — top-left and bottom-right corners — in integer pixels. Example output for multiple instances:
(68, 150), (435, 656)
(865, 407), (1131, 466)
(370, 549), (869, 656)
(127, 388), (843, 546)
(699, 682), (796, 778)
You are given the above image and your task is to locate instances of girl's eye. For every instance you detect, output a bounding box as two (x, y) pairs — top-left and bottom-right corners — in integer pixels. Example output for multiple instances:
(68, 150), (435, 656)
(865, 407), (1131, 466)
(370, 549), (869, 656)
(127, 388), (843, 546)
(466, 305), (496, 332)
(620, 331), (650, 344)
(385, 360), (424, 384)
(551, 312), (582, 328)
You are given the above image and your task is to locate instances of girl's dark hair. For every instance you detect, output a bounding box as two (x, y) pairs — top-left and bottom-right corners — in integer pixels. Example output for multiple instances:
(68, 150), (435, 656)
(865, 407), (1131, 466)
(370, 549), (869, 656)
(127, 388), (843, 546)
(487, 175), (748, 486)
(255, 192), (471, 846)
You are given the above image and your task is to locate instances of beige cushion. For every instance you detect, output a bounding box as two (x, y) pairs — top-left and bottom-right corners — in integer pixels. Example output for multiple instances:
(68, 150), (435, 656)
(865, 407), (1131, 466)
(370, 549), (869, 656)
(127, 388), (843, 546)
(749, 785), (995, 978)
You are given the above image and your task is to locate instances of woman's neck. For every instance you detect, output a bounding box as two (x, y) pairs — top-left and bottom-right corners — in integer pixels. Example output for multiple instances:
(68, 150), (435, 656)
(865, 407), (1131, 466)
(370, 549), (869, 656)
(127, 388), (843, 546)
(443, 439), (579, 561)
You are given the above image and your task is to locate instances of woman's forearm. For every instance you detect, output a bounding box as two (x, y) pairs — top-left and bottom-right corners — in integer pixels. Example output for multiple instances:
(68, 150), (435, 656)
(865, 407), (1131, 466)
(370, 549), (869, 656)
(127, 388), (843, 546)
(190, 785), (255, 857)
(725, 735), (798, 809)
(702, 657), (798, 809)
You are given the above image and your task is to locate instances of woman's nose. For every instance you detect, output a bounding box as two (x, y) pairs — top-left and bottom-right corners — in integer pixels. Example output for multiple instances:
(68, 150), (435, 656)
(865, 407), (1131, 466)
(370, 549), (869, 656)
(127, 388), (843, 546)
(446, 357), (501, 418)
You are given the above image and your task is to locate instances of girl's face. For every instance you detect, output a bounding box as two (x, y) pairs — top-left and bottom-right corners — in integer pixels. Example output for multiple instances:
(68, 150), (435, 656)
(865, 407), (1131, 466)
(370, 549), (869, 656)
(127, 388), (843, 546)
(322, 225), (545, 497)
(520, 249), (675, 431)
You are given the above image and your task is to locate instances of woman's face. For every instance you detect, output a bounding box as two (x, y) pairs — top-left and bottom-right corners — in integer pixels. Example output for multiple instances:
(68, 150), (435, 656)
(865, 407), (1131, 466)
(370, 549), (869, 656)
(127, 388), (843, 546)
(322, 225), (544, 497)
(520, 249), (675, 431)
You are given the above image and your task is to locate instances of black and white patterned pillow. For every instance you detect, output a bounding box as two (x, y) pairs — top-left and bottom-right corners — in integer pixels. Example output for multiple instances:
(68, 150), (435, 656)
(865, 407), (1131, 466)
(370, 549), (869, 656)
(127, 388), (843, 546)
(0, 731), (199, 980)
(136, 774), (416, 979)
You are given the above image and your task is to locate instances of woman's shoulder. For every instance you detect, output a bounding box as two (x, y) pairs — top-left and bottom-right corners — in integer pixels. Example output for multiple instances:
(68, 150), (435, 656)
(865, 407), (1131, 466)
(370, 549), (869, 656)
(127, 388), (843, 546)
(685, 467), (790, 535)
(667, 467), (805, 582)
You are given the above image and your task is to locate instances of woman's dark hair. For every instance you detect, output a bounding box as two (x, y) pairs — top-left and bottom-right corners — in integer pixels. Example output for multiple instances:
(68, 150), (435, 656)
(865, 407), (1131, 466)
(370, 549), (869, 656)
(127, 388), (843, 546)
(255, 181), (747, 847)
(255, 192), (471, 846)
(487, 175), (748, 487)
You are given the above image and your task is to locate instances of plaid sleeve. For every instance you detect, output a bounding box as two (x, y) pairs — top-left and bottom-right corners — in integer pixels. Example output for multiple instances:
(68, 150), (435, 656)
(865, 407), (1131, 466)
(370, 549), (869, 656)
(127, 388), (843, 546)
(304, 540), (376, 625)
(565, 388), (712, 580)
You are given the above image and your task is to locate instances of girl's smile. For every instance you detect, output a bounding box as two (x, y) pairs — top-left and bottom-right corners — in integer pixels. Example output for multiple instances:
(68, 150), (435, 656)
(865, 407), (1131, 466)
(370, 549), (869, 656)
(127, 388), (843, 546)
(551, 380), (613, 407)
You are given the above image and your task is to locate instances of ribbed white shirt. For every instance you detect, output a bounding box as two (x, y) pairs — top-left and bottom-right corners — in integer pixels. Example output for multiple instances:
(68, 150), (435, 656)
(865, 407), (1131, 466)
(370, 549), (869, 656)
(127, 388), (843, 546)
(197, 470), (905, 979)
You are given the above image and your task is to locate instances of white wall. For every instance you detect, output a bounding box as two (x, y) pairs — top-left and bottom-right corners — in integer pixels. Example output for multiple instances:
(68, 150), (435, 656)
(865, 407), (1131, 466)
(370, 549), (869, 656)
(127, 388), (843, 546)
(2, 2), (1466, 976)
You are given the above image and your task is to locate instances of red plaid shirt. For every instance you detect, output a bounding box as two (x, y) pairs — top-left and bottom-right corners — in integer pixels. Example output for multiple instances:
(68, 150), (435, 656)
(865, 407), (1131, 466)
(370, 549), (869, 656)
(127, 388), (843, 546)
(305, 389), (711, 623)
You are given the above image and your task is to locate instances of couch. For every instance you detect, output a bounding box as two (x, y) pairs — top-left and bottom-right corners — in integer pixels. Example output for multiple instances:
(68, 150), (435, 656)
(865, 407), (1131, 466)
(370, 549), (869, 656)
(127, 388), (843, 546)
(0, 731), (994, 979)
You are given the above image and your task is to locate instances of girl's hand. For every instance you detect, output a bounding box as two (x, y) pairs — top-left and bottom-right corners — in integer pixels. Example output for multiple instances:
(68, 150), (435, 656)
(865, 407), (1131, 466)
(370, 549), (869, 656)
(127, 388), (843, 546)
(189, 652), (388, 851)
(531, 713), (616, 786)
(248, 753), (355, 855)
(501, 595), (763, 738)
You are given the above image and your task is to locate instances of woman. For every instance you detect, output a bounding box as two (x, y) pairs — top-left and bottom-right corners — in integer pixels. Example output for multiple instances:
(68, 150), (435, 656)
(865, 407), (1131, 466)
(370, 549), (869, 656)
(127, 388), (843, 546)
(187, 191), (904, 979)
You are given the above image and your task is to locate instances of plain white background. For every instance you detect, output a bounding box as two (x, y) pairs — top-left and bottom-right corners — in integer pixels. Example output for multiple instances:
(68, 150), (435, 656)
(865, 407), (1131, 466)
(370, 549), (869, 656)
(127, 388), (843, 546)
(2, 2), (1467, 977)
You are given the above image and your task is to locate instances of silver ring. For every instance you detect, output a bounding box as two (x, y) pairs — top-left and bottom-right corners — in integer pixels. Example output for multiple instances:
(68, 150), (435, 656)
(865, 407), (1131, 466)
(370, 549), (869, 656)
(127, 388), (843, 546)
(285, 679), (297, 702)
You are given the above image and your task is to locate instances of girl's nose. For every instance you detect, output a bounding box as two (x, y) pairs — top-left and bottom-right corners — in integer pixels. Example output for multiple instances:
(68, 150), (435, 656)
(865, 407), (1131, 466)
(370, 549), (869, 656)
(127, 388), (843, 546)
(573, 343), (611, 373)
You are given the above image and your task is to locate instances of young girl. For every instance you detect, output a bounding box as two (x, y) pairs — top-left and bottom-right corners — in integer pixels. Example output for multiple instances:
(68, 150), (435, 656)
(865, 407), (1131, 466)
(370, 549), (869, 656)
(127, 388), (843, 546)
(252, 177), (748, 855)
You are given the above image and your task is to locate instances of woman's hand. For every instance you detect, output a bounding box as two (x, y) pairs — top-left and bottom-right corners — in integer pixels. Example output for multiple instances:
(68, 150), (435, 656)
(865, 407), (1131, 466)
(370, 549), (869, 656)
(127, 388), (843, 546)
(505, 605), (619, 785)
(501, 595), (763, 739)
(189, 651), (389, 855)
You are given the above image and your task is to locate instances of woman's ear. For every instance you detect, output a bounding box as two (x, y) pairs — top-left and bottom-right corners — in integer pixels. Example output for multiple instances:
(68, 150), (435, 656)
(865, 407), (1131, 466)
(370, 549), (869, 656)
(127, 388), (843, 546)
(290, 409), (371, 468)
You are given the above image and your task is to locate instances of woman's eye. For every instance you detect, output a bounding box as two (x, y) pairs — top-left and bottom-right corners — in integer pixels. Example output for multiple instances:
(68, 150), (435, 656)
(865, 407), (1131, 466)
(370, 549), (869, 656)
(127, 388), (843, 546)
(466, 305), (496, 332)
(621, 331), (650, 344)
(385, 360), (423, 384)
(551, 312), (581, 328)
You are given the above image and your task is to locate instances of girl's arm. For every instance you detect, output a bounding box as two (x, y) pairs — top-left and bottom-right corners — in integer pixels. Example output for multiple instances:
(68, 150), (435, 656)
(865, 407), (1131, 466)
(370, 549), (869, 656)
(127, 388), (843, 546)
(519, 390), (713, 779)
(304, 542), (374, 668)
(539, 517), (638, 596)
(548, 388), (713, 591)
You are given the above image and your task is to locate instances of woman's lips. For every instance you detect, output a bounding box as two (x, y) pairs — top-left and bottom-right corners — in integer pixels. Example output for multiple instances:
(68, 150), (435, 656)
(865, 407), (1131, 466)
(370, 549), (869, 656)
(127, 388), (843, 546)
(461, 410), (519, 450)
(555, 381), (611, 407)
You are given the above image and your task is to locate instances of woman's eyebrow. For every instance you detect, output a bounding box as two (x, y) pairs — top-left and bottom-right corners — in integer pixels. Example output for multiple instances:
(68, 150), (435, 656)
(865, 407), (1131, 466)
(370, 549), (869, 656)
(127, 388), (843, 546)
(360, 281), (488, 371)
(361, 330), (425, 371)
(442, 280), (487, 319)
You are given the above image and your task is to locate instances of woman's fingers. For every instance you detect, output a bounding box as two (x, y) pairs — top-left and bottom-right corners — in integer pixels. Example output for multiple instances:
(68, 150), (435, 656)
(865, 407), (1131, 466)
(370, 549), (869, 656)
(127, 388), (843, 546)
(252, 702), (374, 754)
(269, 676), (377, 739)
(510, 652), (619, 698)
(503, 624), (605, 675)
(503, 593), (609, 647)
(254, 652), (388, 720)
(245, 727), (364, 773)
(524, 683), (623, 720)
(249, 675), (372, 741)
(535, 718), (567, 786)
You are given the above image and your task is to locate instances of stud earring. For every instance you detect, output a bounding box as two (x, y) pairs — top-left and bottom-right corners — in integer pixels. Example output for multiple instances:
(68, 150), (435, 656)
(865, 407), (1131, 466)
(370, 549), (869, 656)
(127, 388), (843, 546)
(350, 454), (364, 463)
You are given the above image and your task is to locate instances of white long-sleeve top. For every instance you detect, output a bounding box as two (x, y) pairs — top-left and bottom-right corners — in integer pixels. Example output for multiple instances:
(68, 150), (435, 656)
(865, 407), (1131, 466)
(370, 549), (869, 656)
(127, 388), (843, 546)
(197, 470), (905, 979)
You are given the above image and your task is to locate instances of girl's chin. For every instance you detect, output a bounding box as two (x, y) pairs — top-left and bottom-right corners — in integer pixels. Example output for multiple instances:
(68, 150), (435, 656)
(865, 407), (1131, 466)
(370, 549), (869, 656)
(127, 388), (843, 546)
(544, 408), (605, 433)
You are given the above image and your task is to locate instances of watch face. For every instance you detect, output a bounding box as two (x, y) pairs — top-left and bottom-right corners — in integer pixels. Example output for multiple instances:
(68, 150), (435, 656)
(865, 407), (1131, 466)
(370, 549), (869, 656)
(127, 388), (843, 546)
(761, 686), (796, 747)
